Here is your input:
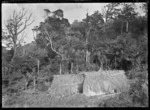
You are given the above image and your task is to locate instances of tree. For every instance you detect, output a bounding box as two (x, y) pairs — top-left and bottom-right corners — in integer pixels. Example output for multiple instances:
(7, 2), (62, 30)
(63, 27), (85, 73)
(120, 3), (137, 33)
(71, 11), (105, 71)
(101, 3), (121, 23)
(84, 11), (105, 70)
(35, 9), (70, 74)
(3, 8), (34, 62)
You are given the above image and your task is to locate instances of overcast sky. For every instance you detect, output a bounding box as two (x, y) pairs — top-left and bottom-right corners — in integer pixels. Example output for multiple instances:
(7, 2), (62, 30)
(2, 3), (144, 44)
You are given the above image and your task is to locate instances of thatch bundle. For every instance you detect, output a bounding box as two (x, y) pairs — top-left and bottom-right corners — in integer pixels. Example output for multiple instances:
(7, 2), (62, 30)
(81, 70), (129, 97)
(49, 74), (84, 97)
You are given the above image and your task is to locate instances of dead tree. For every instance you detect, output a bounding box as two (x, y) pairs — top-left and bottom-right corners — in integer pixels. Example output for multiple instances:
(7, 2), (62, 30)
(4, 8), (34, 62)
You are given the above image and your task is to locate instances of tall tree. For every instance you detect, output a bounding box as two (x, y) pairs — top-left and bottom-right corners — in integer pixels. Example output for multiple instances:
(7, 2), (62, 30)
(119, 3), (137, 34)
(63, 27), (85, 73)
(101, 3), (120, 23)
(35, 9), (70, 74)
(3, 8), (34, 62)
(71, 11), (105, 71)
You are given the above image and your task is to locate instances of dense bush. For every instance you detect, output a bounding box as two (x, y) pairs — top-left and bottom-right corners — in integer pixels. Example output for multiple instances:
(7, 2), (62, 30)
(129, 70), (148, 106)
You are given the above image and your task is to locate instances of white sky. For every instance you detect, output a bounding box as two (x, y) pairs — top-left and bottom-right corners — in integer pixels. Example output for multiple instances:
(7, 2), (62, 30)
(2, 3), (144, 44)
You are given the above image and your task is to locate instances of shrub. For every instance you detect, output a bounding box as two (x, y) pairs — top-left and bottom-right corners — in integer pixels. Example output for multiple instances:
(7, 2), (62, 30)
(129, 78), (148, 106)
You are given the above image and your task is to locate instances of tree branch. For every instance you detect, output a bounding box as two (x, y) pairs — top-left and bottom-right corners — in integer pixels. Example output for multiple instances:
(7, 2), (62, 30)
(16, 10), (26, 24)
(17, 22), (23, 30)
(17, 13), (34, 35)
(12, 10), (16, 24)
(43, 26), (62, 57)
(4, 21), (14, 37)
(17, 31), (27, 47)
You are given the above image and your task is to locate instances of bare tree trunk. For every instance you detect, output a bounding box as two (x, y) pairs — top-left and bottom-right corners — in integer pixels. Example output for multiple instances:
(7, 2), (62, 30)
(115, 57), (116, 69)
(34, 76), (36, 91)
(44, 26), (63, 74)
(84, 49), (87, 70)
(37, 59), (40, 76)
(99, 60), (103, 71)
(71, 62), (73, 74)
(104, 23), (106, 32)
(44, 26), (62, 57)
(121, 22), (123, 35)
(85, 27), (91, 71)
(106, 58), (107, 70)
(11, 45), (17, 62)
(85, 50), (91, 71)
(76, 64), (79, 73)
(126, 21), (128, 33)
(31, 68), (36, 91)
(101, 60), (103, 70)
(23, 75), (27, 90)
(86, 51), (91, 70)
(85, 37), (87, 70)
(59, 62), (62, 74)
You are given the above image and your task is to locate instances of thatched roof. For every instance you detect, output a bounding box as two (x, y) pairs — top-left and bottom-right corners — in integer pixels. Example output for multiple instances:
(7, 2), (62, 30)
(82, 70), (129, 97)
(49, 74), (84, 97)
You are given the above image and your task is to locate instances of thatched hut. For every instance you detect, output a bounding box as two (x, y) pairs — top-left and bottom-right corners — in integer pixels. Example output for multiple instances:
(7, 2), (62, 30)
(49, 74), (84, 97)
(80, 70), (129, 97)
